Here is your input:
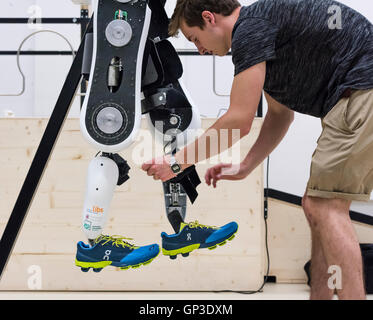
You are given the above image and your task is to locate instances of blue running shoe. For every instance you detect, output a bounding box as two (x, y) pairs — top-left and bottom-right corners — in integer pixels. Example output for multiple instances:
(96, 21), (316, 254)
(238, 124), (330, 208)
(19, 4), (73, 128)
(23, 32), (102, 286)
(161, 220), (238, 259)
(75, 235), (160, 272)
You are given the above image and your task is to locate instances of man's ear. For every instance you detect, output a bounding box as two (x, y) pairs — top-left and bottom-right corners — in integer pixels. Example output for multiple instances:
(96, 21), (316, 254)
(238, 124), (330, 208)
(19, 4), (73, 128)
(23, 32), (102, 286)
(201, 11), (215, 25)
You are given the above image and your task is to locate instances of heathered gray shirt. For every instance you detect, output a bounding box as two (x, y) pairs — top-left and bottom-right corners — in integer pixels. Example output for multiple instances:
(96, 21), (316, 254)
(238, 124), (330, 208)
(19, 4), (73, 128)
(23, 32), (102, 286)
(231, 0), (373, 118)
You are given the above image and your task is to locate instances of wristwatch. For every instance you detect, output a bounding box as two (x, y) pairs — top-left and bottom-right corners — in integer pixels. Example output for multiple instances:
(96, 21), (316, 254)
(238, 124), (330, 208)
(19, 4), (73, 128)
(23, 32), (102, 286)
(169, 155), (182, 174)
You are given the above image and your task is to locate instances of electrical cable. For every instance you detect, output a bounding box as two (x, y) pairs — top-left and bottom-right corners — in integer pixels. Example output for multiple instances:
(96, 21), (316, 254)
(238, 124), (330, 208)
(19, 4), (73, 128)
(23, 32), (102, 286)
(213, 155), (271, 295)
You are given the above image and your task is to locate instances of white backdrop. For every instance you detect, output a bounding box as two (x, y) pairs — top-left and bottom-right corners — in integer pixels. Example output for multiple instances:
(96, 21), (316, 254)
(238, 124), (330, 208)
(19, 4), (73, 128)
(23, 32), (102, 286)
(0, 0), (372, 214)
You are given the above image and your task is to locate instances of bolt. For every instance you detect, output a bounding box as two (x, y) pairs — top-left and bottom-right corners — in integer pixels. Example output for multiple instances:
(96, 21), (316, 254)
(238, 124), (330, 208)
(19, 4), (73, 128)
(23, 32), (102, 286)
(170, 116), (178, 125)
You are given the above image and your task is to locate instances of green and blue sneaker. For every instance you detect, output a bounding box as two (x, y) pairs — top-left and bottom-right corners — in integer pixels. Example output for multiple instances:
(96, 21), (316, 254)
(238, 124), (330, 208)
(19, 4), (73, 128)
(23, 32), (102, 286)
(75, 235), (160, 272)
(161, 220), (238, 259)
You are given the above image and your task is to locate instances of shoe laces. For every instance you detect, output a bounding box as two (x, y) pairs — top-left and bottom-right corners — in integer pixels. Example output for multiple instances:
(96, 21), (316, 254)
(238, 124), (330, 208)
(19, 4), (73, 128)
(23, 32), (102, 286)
(187, 220), (218, 230)
(95, 235), (136, 249)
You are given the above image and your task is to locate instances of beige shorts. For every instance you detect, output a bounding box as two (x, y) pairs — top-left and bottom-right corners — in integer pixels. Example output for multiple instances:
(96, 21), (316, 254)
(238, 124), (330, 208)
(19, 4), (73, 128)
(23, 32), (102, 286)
(306, 88), (373, 202)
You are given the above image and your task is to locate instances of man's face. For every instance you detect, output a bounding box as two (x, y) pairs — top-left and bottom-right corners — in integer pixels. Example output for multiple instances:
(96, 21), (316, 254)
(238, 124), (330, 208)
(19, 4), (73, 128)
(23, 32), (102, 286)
(180, 12), (229, 56)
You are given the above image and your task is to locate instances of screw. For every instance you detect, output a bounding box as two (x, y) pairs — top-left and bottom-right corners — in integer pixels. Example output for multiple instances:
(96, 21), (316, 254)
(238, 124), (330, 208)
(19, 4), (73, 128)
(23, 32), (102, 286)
(170, 116), (178, 125)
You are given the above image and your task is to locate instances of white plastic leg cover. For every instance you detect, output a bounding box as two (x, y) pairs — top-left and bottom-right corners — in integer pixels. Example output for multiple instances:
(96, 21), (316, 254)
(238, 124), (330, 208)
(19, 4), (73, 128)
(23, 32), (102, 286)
(82, 156), (119, 240)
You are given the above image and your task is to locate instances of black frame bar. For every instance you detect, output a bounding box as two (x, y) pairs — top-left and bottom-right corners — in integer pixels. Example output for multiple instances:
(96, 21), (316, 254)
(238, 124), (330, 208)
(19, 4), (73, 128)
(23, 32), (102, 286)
(0, 50), (230, 56)
(0, 17), (89, 24)
(0, 51), (77, 55)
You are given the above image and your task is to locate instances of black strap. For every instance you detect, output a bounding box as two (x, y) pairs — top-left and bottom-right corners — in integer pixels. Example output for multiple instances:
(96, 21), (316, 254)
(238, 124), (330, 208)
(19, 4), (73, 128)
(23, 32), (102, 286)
(170, 165), (201, 204)
(101, 153), (131, 186)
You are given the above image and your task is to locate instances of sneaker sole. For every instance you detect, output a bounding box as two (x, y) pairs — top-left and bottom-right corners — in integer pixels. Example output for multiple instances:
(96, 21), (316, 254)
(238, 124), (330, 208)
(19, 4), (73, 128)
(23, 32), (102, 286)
(162, 229), (238, 260)
(75, 250), (160, 272)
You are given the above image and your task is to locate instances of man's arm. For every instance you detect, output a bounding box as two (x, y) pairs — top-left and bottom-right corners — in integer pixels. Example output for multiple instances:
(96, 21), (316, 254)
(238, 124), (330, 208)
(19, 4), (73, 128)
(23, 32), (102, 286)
(240, 92), (294, 175)
(175, 61), (266, 169)
(204, 92), (294, 187)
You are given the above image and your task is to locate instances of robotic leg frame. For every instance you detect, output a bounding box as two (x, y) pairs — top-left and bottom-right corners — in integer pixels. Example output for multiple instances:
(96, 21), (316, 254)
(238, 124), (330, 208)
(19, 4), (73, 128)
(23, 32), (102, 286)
(163, 179), (187, 233)
(75, 0), (162, 272)
(79, 0), (202, 239)
(77, 0), (235, 270)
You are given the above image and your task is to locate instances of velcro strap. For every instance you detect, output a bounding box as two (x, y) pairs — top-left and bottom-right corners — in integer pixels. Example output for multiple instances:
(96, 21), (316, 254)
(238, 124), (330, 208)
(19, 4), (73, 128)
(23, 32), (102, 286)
(169, 165), (201, 204)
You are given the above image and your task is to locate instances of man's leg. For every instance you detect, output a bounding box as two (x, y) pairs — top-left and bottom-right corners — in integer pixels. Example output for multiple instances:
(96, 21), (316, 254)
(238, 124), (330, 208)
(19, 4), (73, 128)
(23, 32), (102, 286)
(309, 231), (335, 299)
(302, 192), (334, 299)
(303, 194), (366, 300)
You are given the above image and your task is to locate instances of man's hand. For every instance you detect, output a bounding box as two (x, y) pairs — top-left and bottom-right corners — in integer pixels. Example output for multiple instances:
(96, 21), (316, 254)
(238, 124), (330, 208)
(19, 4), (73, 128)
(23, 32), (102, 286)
(141, 155), (177, 182)
(142, 62), (266, 184)
(205, 162), (251, 188)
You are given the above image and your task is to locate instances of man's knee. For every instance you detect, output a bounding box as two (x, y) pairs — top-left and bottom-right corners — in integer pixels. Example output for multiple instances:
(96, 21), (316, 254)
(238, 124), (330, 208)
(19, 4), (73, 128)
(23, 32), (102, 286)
(302, 195), (317, 226)
(302, 194), (351, 229)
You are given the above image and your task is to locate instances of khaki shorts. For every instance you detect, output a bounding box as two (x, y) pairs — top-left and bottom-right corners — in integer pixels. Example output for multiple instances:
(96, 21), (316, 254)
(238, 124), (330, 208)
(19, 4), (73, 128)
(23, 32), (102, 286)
(306, 88), (373, 202)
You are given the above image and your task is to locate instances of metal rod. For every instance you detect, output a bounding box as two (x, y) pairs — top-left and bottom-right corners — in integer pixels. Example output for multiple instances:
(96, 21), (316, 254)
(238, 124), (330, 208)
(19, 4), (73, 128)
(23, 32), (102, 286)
(0, 17), (89, 24)
(0, 51), (77, 55)
(0, 50), (228, 56)
(80, 8), (90, 107)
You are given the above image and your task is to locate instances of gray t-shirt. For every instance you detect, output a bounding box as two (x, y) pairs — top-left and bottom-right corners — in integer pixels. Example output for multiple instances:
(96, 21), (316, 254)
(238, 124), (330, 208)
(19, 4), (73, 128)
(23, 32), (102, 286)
(231, 0), (373, 118)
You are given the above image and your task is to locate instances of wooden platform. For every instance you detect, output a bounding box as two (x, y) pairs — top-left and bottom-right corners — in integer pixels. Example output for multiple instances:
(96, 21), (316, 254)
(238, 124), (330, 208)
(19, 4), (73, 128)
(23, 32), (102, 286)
(1, 283), (373, 300)
(0, 118), (264, 291)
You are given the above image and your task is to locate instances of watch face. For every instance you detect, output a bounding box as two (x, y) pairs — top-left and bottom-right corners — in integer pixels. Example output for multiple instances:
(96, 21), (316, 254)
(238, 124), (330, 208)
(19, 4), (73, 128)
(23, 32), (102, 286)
(171, 163), (181, 173)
